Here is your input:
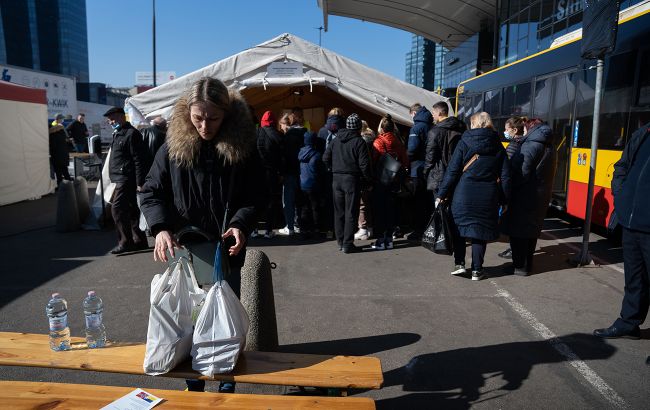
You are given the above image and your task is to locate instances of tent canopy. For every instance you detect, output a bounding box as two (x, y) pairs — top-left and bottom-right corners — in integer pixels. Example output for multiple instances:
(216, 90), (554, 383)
(126, 33), (449, 128)
(318, 0), (496, 49)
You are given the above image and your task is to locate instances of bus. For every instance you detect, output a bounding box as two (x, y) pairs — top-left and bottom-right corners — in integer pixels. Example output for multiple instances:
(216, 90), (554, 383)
(455, 1), (650, 229)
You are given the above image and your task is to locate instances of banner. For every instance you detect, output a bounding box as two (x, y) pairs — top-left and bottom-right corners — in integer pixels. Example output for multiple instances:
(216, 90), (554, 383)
(581, 0), (621, 59)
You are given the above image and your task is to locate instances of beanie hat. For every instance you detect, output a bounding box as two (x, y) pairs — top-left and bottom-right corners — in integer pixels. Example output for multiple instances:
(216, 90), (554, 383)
(304, 131), (316, 146)
(260, 111), (276, 127)
(346, 113), (362, 130)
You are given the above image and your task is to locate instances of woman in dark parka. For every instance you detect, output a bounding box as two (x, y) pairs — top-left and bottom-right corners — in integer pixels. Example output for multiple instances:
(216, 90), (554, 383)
(500, 118), (557, 275)
(437, 112), (511, 281)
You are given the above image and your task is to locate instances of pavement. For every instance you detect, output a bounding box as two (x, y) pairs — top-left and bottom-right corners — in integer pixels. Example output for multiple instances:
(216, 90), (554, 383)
(0, 186), (648, 409)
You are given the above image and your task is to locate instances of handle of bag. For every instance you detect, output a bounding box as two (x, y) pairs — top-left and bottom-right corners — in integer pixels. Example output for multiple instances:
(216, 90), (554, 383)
(462, 154), (479, 173)
(177, 255), (201, 290)
(212, 168), (237, 284)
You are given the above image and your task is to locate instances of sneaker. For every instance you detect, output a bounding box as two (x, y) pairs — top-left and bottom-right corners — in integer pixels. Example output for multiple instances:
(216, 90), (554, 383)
(498, 248), (512, 259)
(263, 230), (275, 239)
(278, 226), (294, 236)
(250, 229), (260, 238)
(218, 381), (236, 393)
(385, 240), (394, 250)
(294, 226), (301, 234)
(371, 239), (386, 250)
(451, 264), (466, 276)
(354, 228), (369, 240)
(342, 244), (362, 254)
(471, 270), (485, 281)
(513, 267), (529, 276)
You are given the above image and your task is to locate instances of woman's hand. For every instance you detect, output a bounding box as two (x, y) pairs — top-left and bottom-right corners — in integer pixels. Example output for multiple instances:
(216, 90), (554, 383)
(223, 227), (246, 256)
(154, 230), (180, 262)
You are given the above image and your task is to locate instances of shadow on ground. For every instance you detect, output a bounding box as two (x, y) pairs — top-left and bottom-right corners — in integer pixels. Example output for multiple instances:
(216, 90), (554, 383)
(279, 332), (421, 356)
(376, 333), (616, 409)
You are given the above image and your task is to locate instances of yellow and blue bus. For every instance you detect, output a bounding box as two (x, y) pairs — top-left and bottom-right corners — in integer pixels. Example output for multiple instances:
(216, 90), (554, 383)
(455, 1), (650, 228)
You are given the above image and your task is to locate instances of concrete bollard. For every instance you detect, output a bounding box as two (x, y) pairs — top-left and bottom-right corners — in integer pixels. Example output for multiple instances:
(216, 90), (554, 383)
(240, 249), (278, 352)
(56, 180), (81, 232)
(74, 176), (90, 223)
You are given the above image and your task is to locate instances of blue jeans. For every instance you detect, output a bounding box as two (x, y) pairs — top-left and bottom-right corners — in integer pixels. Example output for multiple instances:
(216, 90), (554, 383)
(282, 175), (299, 230)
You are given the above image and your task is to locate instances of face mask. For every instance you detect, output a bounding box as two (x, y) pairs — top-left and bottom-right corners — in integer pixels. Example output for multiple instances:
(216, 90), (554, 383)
(503, 130), (514, 140)
(111, 123), (121, 131)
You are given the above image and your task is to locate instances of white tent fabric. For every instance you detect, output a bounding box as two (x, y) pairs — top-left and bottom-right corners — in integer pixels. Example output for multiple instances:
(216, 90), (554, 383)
(125, 33), (449, 126)
(0, 81), (54, 206)
(318, 0), (496, 49)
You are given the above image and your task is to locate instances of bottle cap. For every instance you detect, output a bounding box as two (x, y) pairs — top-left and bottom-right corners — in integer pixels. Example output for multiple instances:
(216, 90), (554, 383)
(87, 291), (96, 296)
(51, 293), (60, 298)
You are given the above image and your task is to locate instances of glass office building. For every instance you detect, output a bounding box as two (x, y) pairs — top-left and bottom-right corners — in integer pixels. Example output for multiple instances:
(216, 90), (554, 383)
(0, 0), (88, 82)
(405, 35), (447, 92)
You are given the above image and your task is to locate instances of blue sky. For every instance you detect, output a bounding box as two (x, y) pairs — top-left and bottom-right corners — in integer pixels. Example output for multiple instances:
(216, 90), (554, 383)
(86, 0), (412, 87)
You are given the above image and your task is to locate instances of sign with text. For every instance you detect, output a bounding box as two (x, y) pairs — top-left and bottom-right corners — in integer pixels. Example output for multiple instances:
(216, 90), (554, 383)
(135, 71), (176, 86)
(1, 64), (77, 118)
(266, 62), (303, 78)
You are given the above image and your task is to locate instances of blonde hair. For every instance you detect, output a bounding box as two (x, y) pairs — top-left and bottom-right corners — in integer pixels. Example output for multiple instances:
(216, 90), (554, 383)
(278, 113), (291, 130)
(328, 107), (344, 116)
(470, 112), (494, 130)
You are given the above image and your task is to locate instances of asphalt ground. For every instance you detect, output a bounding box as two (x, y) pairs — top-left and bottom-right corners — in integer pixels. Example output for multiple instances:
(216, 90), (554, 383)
(0, 187), (648, 409)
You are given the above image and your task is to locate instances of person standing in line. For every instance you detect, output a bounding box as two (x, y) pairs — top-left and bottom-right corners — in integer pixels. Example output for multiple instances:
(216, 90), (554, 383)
(371, 114), (408, 250)
(317, 107), (346, 239)
(104, 107), (149, 254)
(66, 113), (89, 153)
(278, 111), (306, 235)
(424, 101), (466, 197)
(254, 110), (284, 238)
(49, 113), (73, 185)
(355, 120), (376, 241)
(496, 116), (526, 259)
(436, 112), (510, 281)
(323, 114), (372, 253)
(406, 103), (434, 240)
(594, 120), (650, 343)
(499, 118), (556, 275)
(140, 117), (167, 171)
(298, 131), (327, 238)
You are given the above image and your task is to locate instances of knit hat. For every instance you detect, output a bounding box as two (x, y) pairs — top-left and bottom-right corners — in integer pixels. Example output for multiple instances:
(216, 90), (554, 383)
(260, 111), (276, 127)
(346, 113), (362, 130)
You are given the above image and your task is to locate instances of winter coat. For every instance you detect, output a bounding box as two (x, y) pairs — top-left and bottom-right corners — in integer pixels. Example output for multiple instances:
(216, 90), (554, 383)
(372, 132), (409, 168)
(500, 123), (557, 238)
(437, 128), (511, 241)
(66, 120), (88, 145)
(283, 126), (306, 175)
(505, 136), (522, 160)
(139, 88), (263, 239)
(299, 132), (326, 192)
(424, 116), (467, 192)
(612, 122), (650, 232)
(48, 124), (70, 167)
(108, 122), (148, 186)
(256, 125), (284, 172)
(317, 114), (346, 153)
(141, 124), (166, 170)
(322, 128), (372, 184)
(407, 107), (433, 178)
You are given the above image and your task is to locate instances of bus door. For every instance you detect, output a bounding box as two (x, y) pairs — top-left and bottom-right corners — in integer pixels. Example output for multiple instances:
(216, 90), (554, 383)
(531, 69), (578, 209)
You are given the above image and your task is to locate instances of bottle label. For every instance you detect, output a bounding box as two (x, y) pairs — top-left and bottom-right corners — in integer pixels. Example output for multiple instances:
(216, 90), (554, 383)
(49, 316), (67, 331)
(85, 313), (103, 328)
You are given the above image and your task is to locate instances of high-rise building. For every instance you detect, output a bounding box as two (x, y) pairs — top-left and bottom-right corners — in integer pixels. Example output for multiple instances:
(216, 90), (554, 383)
(0, 0), (88, 82)
(405, 35), (447, 93)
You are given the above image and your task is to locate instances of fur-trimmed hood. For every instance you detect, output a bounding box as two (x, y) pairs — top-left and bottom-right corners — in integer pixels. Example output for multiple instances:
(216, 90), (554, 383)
(166, 87), (255, 166)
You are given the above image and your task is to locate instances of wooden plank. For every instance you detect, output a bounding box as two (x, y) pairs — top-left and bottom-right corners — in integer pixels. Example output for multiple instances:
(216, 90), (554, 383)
(0, 332), (383, 389)
(0, 381), (376, 410)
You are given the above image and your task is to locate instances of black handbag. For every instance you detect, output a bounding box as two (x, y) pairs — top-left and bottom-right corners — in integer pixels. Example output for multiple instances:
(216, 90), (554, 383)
(376, 148), (412, 197)
(422, 202), (453, 255)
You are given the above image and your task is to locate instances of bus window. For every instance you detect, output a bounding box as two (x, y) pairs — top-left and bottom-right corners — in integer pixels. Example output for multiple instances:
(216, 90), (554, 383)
(484, 89), (502, 118)
(637, 49), (650, 106)
(503, 82), (531, 116)
(550, 71), (577, 199)
(532, 78), (551, 119)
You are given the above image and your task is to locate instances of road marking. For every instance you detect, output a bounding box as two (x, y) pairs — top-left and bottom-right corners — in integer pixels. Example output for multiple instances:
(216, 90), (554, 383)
(492, 282), (629, 409)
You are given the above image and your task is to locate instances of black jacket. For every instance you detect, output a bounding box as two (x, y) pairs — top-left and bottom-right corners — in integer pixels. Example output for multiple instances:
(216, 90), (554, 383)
(48, 124), (70, 167)
(407, 107), (433, 178)
(437, 128), (510, 241)
(108, 122), (148, 186)
(283, 126), (306, 175)
(424, 116), (466, 192)
(322, 128), (372, 183)
(500, 124), (557, 238)
(66, 120), (88, 145)
(612, 122), (650, 232)
(256, 125), (284, 172)
(141, 124), (166, 168)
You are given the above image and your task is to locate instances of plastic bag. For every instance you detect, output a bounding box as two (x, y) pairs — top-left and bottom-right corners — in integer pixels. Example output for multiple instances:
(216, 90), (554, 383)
(143, 258), (205, 375)
(191, 242), (249, 376)
(422, 202), (453, 255)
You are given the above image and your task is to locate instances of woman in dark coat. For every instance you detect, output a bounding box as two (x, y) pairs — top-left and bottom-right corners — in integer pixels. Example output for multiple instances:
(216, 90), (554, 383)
(437, 112), (510, 281)
(500, 118), (557, 275)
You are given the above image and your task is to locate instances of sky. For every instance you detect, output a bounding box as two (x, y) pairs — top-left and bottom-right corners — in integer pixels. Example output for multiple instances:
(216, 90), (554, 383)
(86, 0), (413, 88)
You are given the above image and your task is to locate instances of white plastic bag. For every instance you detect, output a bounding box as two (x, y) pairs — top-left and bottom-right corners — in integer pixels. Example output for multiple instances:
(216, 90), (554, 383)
(143, 258), (205, 375)
(191, 279), (249, 376)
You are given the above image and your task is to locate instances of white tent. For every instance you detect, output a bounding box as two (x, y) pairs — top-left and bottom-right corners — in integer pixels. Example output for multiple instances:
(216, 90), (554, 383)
(126, 33), (449, 128)
(0, 80), (54, 206)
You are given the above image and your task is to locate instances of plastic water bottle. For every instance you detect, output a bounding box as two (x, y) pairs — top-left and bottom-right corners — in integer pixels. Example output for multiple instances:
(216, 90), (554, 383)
(46, 293), (71, 351)
(83, 291), (106, 348)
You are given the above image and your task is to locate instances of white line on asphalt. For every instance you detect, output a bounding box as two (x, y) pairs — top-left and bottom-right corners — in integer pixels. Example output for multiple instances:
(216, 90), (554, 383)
(492, 282), (629, 409)
(541, 231), (625, 274)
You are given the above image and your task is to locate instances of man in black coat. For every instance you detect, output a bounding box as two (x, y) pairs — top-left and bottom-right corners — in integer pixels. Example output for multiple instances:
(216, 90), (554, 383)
(407, 103), (433, 240)
(140, 117), (167, 171)
(104, 107), (149, 254)
(48, 113), (72, 185)
(594, 121), (650, 343)
(424, 101), (466, 195)
(323, 113), (372, 253)
(66, 113), (89, 153)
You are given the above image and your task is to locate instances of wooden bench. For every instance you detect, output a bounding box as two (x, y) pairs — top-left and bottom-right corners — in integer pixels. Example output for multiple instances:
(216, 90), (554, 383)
(0, 332), (383, 396)
(0, 380), (376, 409)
